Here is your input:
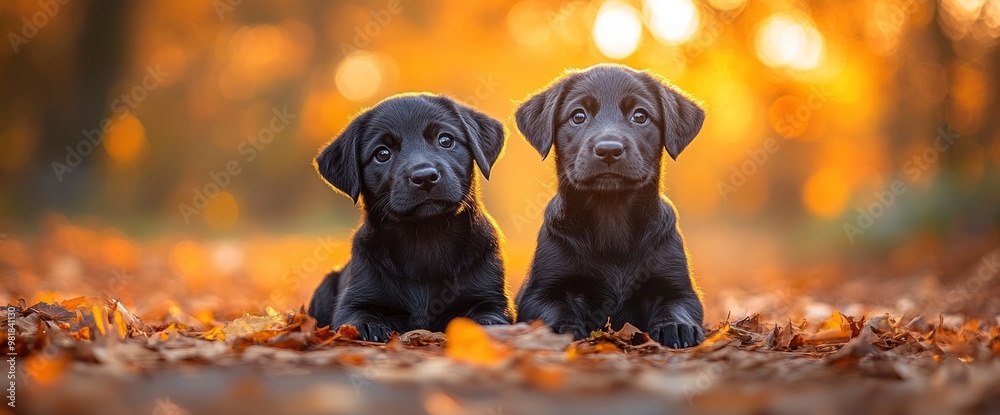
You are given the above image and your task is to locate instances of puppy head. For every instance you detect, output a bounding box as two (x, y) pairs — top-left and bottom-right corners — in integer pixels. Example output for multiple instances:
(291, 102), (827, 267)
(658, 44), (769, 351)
(515, 64), (704, 192)
(315, 94), (505, 220)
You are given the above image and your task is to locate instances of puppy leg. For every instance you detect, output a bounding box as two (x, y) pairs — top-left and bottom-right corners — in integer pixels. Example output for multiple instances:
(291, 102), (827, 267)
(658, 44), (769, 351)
(463, 301), (514, 326)
(518, 289), (591, 339)
(332, 307), (394, 342)
(648, 296), (705, 348)
(307, 270), (341, 328)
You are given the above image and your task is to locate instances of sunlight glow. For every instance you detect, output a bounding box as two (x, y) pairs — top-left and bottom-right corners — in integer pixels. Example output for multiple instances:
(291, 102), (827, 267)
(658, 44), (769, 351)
(644, 0), (700, 45)
(204, 191), (240, 230)
(803, 167), (850, 218)
(707, 0), (747, 11)
(103, 114), (148, 164)
(755, 13), (826, 71)
(943, 0), (988, 23)
(335, 52), (384, 102)
(592, 1), (643, 59)
(507, 0), (555, 46)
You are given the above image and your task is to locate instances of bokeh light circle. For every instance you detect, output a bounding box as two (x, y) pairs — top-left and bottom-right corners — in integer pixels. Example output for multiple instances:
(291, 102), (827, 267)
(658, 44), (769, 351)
(644, 0), (700, 45)
(335, 52), (384, 102)
(593, 1), (644, 60)
(755, 13), (826, 71)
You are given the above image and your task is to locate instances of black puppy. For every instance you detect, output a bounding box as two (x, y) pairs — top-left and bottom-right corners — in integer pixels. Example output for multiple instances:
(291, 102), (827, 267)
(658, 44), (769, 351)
(513, 64), (706, 348)
(308, 93), (514, 341)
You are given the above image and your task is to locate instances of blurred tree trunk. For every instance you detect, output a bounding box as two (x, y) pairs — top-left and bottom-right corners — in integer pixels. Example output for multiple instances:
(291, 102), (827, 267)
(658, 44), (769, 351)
(17, 0), (132, 219)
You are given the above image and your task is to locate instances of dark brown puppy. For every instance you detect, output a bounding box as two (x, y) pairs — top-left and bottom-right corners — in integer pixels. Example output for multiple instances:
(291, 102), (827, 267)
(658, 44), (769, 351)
(308, 93), (514, 342)
(514, 64), (706, 348)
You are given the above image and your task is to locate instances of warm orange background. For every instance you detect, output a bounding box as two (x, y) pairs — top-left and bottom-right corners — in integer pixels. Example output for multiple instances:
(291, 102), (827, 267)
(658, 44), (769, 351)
(1, 0), (998, 321)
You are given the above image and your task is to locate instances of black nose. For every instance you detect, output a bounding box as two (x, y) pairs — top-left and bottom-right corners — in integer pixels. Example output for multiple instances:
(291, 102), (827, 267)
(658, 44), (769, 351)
(409, 167), (440, 190)
(594, 140), (625, 164)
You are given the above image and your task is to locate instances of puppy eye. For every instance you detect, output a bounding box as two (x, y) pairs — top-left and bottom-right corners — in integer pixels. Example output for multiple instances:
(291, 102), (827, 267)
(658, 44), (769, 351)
(373, 147), (391, 163)
(438, 133), (454, 148)
(632, 110), (649, 124)
(571, 110), (587, 125)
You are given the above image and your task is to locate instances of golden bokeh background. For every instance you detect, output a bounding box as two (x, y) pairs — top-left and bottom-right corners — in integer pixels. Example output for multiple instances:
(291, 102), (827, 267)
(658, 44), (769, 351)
(1, 0), (998, 320)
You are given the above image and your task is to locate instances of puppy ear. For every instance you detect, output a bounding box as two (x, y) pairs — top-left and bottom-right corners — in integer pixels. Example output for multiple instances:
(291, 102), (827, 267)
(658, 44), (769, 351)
(439, 98), (506, 179)
(653, 77), (705, 160)
(515, 81), (565, 159)
(314, 114), (367, 203)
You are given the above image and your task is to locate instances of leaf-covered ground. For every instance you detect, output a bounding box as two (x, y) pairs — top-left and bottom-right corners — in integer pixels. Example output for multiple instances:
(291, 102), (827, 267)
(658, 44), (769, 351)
(8, 288), (1000, 415)
(4, 229), (1000, 414)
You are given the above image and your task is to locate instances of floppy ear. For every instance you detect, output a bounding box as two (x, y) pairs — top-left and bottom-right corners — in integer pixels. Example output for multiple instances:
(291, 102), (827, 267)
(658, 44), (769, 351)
(314, 114), (367, 203)
(443, 99), (506, 179)
(515, 80), (566, 159)
(652, 77), (705, 160)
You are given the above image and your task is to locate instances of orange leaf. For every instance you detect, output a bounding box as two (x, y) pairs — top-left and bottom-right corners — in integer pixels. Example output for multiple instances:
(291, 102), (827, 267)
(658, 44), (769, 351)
(113, 309), (128, 340)
(594, 341), (620, 353)
(202, 326), (226, 341)
(72, 326), (91, 341)
(60, 296), (89, 310)
(444, 318), (510, 365)
(820, 311), (846, 331)
(336, 324), (360, 340)
(92, 305), (107, 336)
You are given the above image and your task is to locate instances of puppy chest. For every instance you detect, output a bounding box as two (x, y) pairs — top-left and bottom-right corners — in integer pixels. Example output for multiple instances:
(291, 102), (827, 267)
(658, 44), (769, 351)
(400, 281), (465, 329)
(568, 267), (650, 306)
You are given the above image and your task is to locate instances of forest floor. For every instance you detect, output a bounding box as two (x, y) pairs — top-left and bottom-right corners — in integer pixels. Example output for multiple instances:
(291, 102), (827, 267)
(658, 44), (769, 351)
(4, 237), (1000, 415)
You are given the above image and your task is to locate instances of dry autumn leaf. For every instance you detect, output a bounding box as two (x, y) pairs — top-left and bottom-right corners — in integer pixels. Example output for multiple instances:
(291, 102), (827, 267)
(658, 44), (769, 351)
(444, 318), (510, 365)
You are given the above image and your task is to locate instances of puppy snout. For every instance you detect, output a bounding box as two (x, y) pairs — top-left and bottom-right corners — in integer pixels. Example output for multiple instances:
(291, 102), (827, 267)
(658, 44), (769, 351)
(408, 167), (440, 191)
(593, 140), (625, 165)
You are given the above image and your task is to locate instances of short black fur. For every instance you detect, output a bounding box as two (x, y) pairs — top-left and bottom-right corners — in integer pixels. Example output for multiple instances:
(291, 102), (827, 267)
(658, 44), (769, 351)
(308, 94), (513, 341)
(514, 64), (707, 348)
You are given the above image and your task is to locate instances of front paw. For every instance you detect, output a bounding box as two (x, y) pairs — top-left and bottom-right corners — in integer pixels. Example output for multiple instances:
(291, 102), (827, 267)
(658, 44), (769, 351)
(469, 313), (510, 326)
(552, 323), (588, 340)
(649, 322), (705, 349)
(357, 321), (394, 342)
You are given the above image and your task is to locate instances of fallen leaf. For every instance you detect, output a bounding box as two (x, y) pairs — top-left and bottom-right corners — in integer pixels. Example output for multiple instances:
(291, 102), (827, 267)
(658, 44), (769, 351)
(444, 318), (510, 365)
(826, 327), (879, 367)
(223, 313), (286, 340)
(202, 326), (226, 341)
(112, 309), (128, 340)
(495, 323), (574, 351)
(27, 302), (75, 321)
(335, 324), (360, 340)
(92, 304), (108, 336)
(400, 330), (446, 347)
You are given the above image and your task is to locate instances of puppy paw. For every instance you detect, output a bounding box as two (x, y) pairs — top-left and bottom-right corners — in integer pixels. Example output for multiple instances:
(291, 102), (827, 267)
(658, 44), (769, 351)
(357, 321), (394, 343)
(552, 323), (588, 340)
(469, 314), (510, 326)
(649, 322), (705, 349)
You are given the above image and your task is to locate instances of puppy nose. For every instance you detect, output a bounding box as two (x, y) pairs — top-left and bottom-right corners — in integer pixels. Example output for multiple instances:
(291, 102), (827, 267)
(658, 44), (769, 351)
(593, 141), (625, 164)
(409, 167), (440, 190)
